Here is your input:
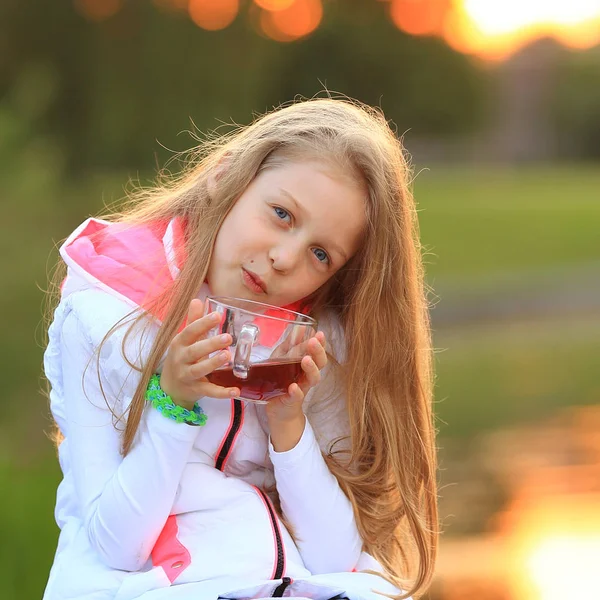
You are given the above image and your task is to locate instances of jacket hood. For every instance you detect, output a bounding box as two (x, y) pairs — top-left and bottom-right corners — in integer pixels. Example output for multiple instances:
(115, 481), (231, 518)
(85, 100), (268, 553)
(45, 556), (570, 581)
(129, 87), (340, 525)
(59, 217), (187, 321)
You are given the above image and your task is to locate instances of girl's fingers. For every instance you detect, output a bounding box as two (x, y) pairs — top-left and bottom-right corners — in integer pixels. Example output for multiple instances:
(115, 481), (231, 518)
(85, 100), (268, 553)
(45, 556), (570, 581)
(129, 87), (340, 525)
(307, 336), (328, 370)
(187, 298), (205, 324)
(269, 340), (288, 359)
(292, 325), (310, 347)
(185, 333), (232, 364)
(291, 335), (328, 395)
(178, 310), (221, 346)
(315, 331), (327, 351)
(271, 331), (325, 361)
(188, 349), (231, 379)
(197, 382), (240, 400)
(271, 338), (308, 360)
(281, 382), (304, 407)
(299, 355), (321, 393)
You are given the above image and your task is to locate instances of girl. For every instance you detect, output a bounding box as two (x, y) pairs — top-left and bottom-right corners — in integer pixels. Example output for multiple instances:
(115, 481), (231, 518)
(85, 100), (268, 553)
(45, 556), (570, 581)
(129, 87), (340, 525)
(43, 98), (438, 600)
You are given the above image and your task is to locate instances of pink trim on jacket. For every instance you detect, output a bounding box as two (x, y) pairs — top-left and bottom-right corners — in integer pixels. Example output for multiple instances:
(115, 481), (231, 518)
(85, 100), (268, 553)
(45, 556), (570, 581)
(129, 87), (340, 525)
(253, 486), (287, 580)
(151, 515), (191, 583)
(214, 399), (245, 472)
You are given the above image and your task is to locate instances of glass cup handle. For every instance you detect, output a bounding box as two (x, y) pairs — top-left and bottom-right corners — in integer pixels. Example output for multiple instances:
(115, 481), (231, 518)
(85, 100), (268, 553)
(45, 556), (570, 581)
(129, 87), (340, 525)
(233, 323), (259, 380)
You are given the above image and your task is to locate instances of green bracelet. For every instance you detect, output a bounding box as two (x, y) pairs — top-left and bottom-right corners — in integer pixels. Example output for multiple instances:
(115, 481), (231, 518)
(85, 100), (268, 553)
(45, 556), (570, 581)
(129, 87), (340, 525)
(145, 374), (207, 427)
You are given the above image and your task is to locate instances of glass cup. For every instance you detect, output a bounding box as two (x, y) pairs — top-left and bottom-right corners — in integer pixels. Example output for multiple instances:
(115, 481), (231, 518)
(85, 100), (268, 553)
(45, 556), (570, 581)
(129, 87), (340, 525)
(204, 296), (317, 403)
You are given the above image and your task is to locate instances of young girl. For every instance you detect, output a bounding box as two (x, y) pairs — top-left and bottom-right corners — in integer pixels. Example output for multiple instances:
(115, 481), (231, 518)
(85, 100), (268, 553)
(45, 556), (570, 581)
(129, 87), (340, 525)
(43, 98), (438, 600)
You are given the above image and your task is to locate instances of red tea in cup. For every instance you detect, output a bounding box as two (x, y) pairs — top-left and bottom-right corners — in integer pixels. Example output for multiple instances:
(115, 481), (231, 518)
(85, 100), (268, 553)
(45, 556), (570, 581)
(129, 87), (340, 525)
(205, 296), (316, 403)
(207, 359), (303, 402)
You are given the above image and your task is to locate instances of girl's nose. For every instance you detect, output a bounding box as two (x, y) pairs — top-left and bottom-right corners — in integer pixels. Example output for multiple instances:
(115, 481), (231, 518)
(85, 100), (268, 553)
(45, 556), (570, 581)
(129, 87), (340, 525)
(268, 242), (302, 273)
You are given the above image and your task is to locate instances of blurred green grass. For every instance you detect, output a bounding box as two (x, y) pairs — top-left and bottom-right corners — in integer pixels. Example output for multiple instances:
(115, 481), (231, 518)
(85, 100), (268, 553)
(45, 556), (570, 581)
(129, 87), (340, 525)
(434, 316), (600, 439)
(2, 164), (599, 599)
(415, 164), (600, 279)
(415, 165), (600, 440)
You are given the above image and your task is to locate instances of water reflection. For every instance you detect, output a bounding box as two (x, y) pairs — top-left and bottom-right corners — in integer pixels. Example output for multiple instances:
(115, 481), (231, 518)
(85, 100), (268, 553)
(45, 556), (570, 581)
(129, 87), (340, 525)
(431, 405), (600, 599)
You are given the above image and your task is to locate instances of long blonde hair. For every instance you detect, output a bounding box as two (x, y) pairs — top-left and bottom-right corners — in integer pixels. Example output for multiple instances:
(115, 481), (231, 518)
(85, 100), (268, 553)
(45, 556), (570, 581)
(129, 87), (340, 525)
(44, 98), (437, 598)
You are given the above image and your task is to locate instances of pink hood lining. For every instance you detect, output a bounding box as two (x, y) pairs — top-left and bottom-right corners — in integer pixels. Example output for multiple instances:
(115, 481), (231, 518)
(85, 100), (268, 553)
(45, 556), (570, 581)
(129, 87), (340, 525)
(60, 217), (187, 323)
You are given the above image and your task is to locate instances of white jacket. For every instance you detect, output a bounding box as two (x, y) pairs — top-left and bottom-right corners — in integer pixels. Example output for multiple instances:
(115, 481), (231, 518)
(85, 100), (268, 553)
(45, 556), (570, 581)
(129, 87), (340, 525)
(42, 219), (405, 600)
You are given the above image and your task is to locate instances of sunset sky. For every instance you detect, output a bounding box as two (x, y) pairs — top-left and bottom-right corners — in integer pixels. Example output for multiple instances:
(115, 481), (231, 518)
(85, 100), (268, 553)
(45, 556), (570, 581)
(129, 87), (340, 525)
(448, 0), (600, 60)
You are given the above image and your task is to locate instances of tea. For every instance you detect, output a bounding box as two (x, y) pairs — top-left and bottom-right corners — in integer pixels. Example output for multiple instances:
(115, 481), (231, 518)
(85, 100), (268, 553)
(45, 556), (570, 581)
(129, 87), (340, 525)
(207, 359), (303, 403)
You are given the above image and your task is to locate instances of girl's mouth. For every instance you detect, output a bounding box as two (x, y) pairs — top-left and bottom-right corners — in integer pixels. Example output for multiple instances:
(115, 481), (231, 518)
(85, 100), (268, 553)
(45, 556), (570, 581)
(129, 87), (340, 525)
(242, 268), (267, 294)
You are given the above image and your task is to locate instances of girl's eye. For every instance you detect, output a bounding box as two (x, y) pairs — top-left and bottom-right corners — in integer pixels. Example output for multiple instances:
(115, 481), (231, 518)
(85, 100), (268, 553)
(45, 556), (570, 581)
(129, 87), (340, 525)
(312, 248), (330, 264)
(273, 206), (291, 223)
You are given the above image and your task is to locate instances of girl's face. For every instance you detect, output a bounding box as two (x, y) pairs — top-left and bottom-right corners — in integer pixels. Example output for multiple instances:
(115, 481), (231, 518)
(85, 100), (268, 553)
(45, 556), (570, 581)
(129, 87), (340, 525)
(207, 160), (366, 307)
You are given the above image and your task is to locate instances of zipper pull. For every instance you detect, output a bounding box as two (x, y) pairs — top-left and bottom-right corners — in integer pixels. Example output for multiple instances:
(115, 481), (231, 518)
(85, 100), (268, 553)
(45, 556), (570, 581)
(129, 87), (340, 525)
(271, 576), (292, 597)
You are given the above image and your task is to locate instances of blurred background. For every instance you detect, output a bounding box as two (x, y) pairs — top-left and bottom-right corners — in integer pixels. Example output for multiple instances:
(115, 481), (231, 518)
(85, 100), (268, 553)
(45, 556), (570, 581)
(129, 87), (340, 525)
(2, 1), (599, 598)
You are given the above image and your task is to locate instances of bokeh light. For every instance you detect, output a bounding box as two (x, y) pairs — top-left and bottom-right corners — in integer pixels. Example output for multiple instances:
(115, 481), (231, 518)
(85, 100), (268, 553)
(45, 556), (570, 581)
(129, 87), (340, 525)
(501, 491), (600, 600)
(253, 0), (296, 11)
(389, 0), (449, 36)
(260, 0), (322, 42)
(448, 0), (600, 59)
(527, 536), (600, 600)
(74, 0), (122, 21)
(464, 0), (600, 35)
(188, 0), (239, 31)
(166, 0), (600, 60)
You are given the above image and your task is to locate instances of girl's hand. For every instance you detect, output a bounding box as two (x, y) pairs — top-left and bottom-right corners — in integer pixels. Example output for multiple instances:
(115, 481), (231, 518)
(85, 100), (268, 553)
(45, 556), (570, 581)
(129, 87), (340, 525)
(159, 299), (241, 410)
(266, 331), (328, 452)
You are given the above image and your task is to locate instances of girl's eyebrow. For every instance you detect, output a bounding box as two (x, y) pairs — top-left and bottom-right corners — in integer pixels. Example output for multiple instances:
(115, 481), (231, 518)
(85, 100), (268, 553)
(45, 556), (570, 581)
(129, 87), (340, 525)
(279, 187), (302, 214)
(279, 187), (349, 262)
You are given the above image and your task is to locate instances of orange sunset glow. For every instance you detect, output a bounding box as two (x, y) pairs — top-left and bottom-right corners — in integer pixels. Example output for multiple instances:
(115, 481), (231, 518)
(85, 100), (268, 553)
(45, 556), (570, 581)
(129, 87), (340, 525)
(446, 0), (600, 60)
(75, 0), (600, 60)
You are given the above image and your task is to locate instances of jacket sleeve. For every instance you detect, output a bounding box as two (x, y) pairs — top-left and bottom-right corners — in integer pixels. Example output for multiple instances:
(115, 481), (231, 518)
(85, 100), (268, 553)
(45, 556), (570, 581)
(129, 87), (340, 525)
(58, 303), (201, 571)
(269, 418), (362, 574)
(268, 312), (362, 574)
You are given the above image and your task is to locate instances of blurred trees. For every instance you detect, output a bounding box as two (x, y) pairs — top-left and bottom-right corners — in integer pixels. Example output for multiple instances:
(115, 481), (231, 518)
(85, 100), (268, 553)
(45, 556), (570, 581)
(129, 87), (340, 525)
(3, 1), (598, 174)
(265, 3), (486, 135)
(551, 47), (600, 158)
(1, 0), (487, 174)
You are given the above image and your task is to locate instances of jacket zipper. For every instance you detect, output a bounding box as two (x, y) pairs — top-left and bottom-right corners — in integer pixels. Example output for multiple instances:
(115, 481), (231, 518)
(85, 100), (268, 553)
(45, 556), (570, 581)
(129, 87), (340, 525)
(215, 398), (244, 471)
(216, 400), (285, 581)
(255, 487), (285, 580)
(271, 576), (293, 597)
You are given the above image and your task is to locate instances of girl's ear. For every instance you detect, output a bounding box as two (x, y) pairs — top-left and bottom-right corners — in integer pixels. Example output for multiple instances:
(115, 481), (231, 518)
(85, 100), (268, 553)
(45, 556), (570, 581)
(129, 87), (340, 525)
(207, 152), (233, 197)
